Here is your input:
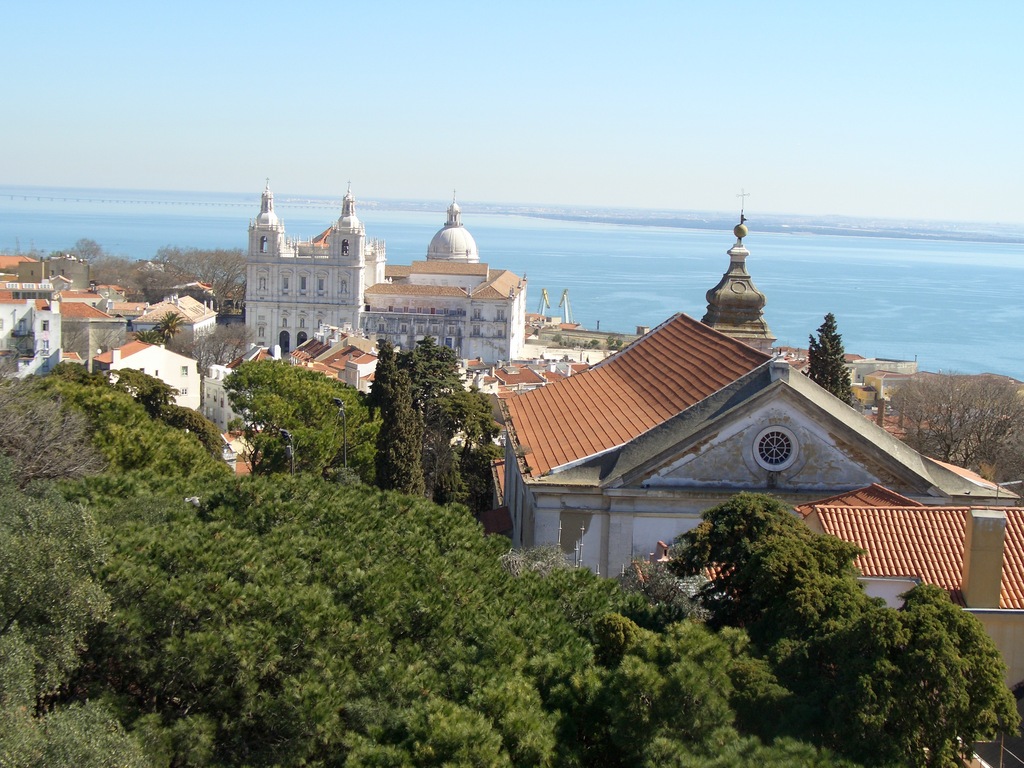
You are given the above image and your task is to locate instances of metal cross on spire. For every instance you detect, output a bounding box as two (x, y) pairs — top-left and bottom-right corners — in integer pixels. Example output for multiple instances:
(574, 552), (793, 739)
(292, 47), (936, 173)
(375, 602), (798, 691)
(737, 188), (750, 224)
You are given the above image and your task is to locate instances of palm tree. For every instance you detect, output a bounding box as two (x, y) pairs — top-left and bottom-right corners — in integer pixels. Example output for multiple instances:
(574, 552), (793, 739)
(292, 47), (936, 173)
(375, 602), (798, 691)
(154, 311), (185, 343)
(133, 329), (164, 345)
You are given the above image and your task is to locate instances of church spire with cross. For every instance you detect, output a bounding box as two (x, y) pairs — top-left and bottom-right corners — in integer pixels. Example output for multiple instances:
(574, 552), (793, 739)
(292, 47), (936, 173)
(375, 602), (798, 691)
(700, 192), (776, 354)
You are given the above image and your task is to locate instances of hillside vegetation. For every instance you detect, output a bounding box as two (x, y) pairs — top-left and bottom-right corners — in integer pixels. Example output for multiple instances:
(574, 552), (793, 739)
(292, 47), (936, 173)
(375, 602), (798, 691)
(0, 369), (1013, 767)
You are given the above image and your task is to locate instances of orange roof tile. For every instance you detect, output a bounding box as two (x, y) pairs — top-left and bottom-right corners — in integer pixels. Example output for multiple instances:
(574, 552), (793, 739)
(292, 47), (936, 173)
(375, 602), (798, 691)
(60, 302), (115, 320)
(495, 366), (546, 387)
(473, 269), (524, 299)
(384, 265), (413, 278)
(795, 483), (924, 517)
(505, 313), (772, 476)
(93, 340), (154, 364)
(58, 290), (103, 301)
(0, 255), (37, 270)
(813, 505), (1024, 608)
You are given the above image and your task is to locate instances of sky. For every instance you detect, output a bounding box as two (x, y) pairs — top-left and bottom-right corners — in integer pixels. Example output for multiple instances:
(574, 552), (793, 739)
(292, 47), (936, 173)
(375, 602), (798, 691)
(5, 1), (1023, 223)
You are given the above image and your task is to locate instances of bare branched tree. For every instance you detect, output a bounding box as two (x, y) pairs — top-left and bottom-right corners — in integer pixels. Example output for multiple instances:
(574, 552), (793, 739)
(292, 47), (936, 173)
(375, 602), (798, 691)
(0, 381), (105, 487)
(168, 323), (252, 376)
(892, 372), (1024, 479)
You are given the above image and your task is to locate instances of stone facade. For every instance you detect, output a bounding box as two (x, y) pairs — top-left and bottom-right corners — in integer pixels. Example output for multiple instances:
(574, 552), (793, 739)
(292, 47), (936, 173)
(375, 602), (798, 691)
(244, 186), (526, 363)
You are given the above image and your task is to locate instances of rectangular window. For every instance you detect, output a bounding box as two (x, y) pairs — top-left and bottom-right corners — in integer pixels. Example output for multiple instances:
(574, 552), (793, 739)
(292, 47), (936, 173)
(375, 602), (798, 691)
(282, 277), (289, 291)
(180, 388), (188, 396)
(181, 366), (189, 377)
(496, 309), (506, 321)
(41, 320), (49, 331)
(317, 277), (325, 293)
(300, 276), (307, 292)
(472, 308), (481, 320)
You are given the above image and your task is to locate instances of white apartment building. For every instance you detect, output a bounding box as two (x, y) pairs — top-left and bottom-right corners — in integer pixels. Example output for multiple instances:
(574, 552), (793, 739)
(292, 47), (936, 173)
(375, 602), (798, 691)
(93, 341), (201, 410)
(0, 286), (62, 377)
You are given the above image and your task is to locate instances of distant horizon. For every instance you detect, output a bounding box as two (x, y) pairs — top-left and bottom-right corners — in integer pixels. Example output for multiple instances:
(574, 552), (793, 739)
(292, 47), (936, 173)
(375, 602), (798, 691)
(5, 182), (1024, 232)
(4, 184), (1024, 247)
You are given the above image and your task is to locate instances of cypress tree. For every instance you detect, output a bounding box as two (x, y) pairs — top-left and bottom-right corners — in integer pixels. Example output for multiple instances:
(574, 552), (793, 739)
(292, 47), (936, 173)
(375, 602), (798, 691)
(375, 366), (425, 495)
(808, 313), (854, 404)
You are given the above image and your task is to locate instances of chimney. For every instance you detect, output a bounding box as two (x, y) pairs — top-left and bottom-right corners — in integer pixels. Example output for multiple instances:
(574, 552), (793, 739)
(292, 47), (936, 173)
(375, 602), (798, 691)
(962, 509), (1006, 609)
(876, 396), (886, 427)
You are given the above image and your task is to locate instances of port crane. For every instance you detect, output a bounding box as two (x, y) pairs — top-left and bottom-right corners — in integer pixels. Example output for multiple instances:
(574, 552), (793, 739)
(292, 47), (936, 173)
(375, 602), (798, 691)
(558, 289), (573, 325)
(537, 288), (551, 316)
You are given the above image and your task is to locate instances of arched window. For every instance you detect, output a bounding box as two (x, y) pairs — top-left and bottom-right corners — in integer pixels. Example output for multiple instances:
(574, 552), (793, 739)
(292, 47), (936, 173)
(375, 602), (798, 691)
(260, 236), (268, 253)
(297, 331), (308, 345)
(279, 330), (290, 353)
(258, 277), (266, 291)
(342, 239), (349, 256)
(257, 325), (265, 338)
(299, 317), (306, 329)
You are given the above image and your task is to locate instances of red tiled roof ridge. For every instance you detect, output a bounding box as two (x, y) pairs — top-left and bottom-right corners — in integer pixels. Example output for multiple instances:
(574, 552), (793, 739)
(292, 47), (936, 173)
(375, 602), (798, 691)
(795, 483), (925, 517)
(506, 313), (772, 477)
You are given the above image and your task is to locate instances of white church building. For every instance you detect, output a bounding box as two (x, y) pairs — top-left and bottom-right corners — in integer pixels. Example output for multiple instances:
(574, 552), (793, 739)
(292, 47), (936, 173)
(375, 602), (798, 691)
(245, 184), (526, 363)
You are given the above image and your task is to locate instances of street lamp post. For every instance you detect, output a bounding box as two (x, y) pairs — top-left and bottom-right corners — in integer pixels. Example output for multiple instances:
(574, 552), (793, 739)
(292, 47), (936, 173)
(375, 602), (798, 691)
(333, 397), (348, 469)
(280, 428), (295, 476)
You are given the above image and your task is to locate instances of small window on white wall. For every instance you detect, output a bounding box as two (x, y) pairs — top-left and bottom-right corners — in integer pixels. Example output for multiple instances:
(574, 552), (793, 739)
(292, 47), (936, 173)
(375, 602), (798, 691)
(180, 366), (189, 376)
(260, 236), (268, 253)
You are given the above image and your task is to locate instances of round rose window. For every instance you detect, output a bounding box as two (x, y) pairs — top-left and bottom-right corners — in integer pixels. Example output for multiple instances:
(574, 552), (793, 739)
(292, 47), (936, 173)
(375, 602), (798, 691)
(753, 427), (798, 471)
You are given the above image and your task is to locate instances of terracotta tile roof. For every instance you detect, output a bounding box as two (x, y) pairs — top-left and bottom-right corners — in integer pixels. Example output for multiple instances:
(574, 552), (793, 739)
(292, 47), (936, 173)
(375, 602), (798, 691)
(505, 313), (772, 476)
(60, 302), (115, 320)
(57, 290), (103, 302)
(93, 340), (154, 364)
(795, 483), (924, 517)
(34, 299), (50, 311)
(384, 265), (412, 278)
(364, 283), (469, 298)
(61, 351), (84, 362)
(108, 301), (149, 315)
(226, 348), (276, 368)
(0, 255), (36, 270)
(135, 295), (215, 325)
(291, 338), (332, 362)
(410, 260), (490, 276)
(473, 269), (524, 299)
(310, 227), (333, 248)
(812, 505), (1024, 608)
(495, 366), (546, 387)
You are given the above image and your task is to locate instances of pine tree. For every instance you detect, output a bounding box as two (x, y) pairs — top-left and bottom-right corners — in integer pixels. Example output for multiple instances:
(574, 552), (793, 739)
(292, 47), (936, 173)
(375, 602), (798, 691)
(808, 313), (854, 404)
(373, 343), (425, 495)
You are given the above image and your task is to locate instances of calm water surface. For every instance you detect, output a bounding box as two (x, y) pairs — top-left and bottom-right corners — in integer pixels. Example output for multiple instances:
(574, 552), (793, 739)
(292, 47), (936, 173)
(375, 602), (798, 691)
(2, 186), (1022, 379)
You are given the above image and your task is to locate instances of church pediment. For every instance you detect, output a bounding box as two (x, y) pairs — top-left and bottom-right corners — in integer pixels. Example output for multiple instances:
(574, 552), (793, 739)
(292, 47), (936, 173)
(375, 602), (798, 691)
(541, 363), (980, 502)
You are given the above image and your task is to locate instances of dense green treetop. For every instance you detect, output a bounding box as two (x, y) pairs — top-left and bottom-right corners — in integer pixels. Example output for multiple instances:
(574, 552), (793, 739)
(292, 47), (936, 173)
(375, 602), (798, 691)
(672, 493), (1018, 767)
(226, 360), (377, 482)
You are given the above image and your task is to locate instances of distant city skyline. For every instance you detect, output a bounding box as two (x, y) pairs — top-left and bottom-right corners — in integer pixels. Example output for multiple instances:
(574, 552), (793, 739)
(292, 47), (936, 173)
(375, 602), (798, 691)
(4, 2), (1022, 224)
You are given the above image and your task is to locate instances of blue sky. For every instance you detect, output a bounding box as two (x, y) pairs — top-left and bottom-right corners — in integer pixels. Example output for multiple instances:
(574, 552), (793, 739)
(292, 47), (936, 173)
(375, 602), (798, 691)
(5, 1), (1022, 222)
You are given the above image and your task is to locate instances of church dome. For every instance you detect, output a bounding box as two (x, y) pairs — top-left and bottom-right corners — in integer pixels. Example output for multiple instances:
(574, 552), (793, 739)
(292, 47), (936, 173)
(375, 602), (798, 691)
(426, 195), (479, 262)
